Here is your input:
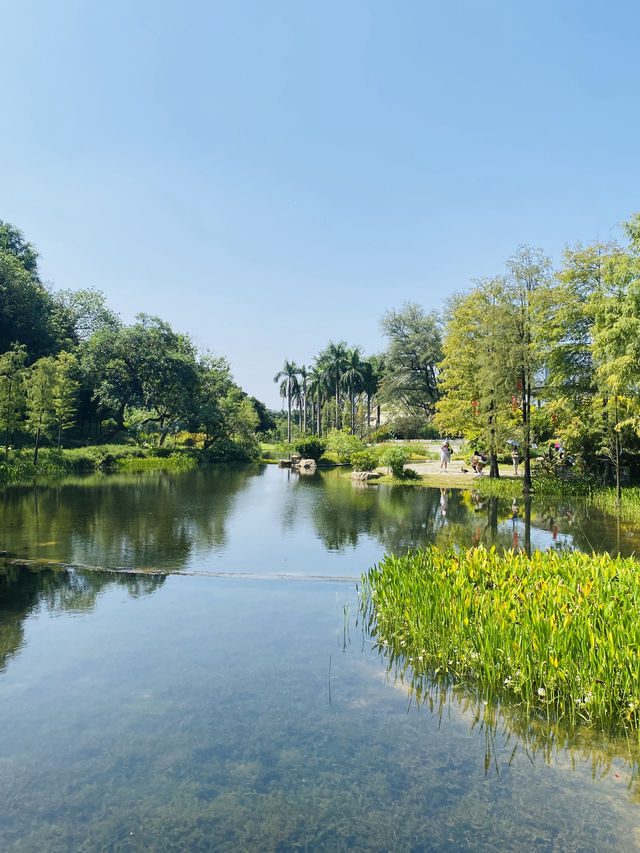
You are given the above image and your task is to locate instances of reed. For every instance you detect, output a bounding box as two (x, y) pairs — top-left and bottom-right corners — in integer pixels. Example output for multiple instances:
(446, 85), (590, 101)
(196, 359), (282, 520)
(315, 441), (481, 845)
(362, 545), (640, 731)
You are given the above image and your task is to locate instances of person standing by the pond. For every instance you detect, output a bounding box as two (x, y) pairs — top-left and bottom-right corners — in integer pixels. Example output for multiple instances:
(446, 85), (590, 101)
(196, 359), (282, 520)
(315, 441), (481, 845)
(512, 447), (519, 475)
(440, 439), (451, 472)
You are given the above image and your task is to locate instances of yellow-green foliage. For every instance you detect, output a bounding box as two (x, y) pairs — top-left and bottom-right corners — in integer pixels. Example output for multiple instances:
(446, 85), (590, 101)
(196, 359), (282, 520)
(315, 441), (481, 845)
(362, 545), (640, 730)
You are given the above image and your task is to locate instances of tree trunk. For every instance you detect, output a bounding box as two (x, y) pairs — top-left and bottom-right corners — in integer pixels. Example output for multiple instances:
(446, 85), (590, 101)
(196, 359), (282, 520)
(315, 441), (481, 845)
(350, 389), (355, 434)
(489, 453), (499, 478)
(33, 426), (41, 466)
(522, 376), (532, 493)
(488, 393), (499, 478)
(287, 378), (291, 444)
(523, 496), (532, 555)
(615, 396), (621, 507)
(4, 376), (12, 457)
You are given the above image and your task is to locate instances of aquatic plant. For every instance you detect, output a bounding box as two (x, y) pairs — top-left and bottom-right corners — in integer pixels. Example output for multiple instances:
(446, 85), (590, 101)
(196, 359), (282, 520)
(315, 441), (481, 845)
(362, 545), (640, 731)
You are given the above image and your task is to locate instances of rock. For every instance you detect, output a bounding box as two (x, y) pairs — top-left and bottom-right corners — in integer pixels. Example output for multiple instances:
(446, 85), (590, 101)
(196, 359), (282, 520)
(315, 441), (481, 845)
(351, 470), (381, 481)
(298, 459), (317, 474)
(277, 459), (292, 468)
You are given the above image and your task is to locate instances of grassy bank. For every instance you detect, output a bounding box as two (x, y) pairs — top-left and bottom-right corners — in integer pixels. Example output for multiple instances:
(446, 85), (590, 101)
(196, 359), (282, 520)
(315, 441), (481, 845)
(0, 443), (243, 483)
(362, 545), (640, 732)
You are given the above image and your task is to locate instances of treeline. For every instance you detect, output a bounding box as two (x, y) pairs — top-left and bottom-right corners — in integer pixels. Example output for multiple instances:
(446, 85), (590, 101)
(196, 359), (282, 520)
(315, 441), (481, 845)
(0, 220), (273, 464)
(273, 303), (442, 444)
(278, 213), (640, 494)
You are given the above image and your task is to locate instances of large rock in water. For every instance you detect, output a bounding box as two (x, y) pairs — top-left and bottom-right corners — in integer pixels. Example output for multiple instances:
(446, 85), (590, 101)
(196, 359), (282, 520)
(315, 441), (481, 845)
(298, 458), (317, 473)
(351, 470), (381, 481)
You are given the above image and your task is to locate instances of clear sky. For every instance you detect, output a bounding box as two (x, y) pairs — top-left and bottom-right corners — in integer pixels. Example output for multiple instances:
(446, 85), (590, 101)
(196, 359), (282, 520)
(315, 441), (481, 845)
(2, 0), (639, 407)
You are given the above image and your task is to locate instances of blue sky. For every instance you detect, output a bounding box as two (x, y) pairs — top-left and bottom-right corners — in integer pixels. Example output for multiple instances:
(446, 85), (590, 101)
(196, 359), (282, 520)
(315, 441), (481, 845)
(2, 0), (639, 407)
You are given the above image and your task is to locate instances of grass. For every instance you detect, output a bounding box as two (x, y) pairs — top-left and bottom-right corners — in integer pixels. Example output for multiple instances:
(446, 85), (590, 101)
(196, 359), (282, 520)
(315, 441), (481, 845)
(0, 445), (204, 483)
(115, 453), (198, 472)
(362, 545), (640, 732)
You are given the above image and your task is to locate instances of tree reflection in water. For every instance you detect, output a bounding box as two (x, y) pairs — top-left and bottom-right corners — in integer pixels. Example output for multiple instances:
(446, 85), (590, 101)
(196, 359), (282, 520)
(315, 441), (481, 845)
(0, 563), (165, 673)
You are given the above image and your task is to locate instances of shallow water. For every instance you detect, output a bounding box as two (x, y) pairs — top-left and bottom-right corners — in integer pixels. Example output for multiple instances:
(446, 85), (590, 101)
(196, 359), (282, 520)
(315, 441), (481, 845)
(1, 465), (640, 851)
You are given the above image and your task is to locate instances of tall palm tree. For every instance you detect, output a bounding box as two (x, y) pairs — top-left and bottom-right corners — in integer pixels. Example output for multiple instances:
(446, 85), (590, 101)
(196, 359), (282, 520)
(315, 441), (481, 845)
(274, 359), (299, 444)
(319, 341), (348, 430)
(298, 364), (309, 434)
(308, 364), (326, 436)
(360, 359), (377, 433)
(341, 348), (365, 434)
(368, 353), (386, 430)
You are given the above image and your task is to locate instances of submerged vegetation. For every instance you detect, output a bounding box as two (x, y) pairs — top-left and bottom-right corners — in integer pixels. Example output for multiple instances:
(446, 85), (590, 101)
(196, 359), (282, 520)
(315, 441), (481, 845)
(362, 545), (640, 732)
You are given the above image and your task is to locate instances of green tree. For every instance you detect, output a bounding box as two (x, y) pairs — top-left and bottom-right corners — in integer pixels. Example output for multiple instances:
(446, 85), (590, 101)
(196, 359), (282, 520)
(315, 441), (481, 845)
(0, 220), (39, 274)
(81, 315), (199, 443)
(274, 359), (299, 444)
(195, 355), (235, 448)
(52, 351), (80, 450)
(307, 364), (327, 436)
(436, 281), (513, 477)
(341, 347), (365, 434)
(379, 303), (442, 418)
(589, 232), (640, 502)
(221, 389), (260, 457)
(318, 341), (348, 430)
(248, 396), (276, 435)
(51, 288), (121, 347)
(503, 246), (552, 491)
(25, 356), (57, 464)
(0, 343), (27, 456)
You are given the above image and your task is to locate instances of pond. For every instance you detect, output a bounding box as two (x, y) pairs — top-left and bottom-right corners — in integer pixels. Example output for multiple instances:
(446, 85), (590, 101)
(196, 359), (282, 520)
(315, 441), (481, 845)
(1, 465), (640, 851)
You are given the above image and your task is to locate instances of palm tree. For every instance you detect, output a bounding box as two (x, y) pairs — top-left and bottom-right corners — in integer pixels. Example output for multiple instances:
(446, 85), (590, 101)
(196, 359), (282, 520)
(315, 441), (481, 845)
(360, 359), (377, 433)
(308, 364), (326, 436)
(341, 348), (365, 434)
(298, 364), (309, 434)
(319, 341), (348, 430)
(274, 359), (299, 443)
(368, 353), (386, 430)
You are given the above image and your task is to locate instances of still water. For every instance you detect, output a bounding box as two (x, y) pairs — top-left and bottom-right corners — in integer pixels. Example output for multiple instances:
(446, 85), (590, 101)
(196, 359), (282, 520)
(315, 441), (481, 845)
(1, 465), (640, 851)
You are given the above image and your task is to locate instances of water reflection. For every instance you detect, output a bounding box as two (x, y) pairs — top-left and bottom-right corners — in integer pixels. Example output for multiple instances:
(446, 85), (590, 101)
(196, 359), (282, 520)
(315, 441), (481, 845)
(363, 606), (640, 793)
(0, 466), (262, 570)
(2, 467), (639, 579)
(0, 563), (165, 672)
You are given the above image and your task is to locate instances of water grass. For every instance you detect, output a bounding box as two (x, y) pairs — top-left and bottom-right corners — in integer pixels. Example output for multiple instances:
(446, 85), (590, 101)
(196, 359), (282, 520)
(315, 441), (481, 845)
(361, 545), (640, 732)
(591, 486), (640, 520)
(115, 452), (198, 472)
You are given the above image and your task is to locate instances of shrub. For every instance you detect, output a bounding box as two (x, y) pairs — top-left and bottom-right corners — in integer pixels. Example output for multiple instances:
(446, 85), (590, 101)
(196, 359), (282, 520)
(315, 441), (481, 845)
(380, 446), (411, 478)
(370, 425), (392, 442)
(350, 449), (379, 472)
(325, 428), (365, 464)
(294, 436), (327, 462)
(203, 439), (252, 463)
